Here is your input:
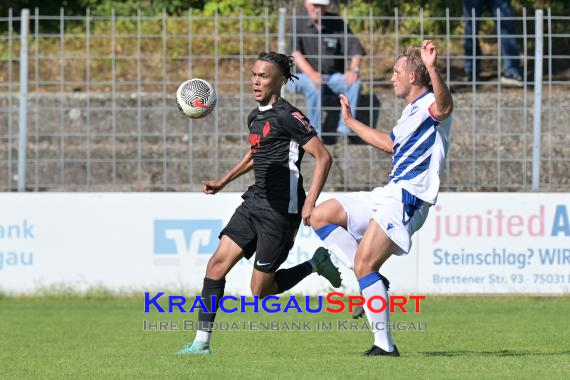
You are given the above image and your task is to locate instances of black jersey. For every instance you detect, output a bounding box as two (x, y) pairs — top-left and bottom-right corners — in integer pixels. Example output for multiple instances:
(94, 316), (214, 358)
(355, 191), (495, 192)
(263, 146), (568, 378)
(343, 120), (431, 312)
(246, 97), (317, 215)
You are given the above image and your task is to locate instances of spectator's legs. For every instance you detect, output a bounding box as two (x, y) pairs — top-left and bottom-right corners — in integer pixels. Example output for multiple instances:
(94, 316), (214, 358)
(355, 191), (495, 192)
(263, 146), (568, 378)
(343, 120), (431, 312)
(287, 73), (322, 134)
(463, 0), (484, 76)
(493, 0), (521, 76)
(327, 73), (361, 134)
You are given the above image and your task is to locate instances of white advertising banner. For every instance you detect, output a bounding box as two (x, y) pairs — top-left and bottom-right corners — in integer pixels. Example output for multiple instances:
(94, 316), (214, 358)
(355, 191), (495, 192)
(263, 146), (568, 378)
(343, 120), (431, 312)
(0, 193), (568, 295)
(417, 193), (570, 294)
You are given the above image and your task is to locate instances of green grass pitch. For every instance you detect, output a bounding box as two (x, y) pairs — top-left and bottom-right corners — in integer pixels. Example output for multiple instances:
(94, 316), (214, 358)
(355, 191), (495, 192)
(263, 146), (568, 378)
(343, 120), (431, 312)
(1, 295), (569, 379)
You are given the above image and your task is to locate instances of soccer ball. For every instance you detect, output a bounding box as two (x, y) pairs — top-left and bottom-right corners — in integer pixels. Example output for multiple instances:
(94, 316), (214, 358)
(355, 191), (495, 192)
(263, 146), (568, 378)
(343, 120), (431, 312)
(175, 78), (217, 119)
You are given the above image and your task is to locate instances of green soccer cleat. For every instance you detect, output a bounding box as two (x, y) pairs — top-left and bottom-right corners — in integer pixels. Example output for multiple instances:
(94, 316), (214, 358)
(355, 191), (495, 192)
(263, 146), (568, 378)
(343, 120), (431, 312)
(175, 341), (211, 356)
(312, 247), (342, 288)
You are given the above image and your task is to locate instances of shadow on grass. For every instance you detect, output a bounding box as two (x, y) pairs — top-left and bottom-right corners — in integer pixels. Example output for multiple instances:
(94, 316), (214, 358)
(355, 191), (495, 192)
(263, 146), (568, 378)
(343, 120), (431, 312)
(415, 350), (570, 357)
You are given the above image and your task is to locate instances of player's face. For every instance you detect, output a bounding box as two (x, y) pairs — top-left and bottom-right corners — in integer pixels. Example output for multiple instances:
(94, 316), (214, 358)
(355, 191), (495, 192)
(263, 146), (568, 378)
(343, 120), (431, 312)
(391, 57), (412, 99)
(251, 60), (285, 106)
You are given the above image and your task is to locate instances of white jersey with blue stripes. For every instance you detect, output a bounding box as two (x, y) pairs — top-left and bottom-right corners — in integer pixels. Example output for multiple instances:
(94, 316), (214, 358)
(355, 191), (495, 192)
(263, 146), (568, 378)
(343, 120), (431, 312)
(387, 91), (452, 205)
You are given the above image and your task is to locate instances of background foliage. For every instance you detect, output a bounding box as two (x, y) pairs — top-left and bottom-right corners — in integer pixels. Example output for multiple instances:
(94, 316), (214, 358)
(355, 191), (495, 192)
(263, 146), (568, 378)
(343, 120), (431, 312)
(1, 0), (566, 20)
(1, 0), (567, 83)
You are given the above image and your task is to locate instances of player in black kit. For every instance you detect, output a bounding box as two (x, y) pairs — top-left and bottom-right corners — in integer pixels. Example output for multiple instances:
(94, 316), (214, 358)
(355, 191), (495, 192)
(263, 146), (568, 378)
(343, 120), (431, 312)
(176, 52), (341, 355)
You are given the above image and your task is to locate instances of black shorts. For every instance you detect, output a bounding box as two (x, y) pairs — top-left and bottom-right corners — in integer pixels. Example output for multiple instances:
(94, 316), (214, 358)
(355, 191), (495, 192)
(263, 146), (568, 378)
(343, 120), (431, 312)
(220, 201), (301, 273)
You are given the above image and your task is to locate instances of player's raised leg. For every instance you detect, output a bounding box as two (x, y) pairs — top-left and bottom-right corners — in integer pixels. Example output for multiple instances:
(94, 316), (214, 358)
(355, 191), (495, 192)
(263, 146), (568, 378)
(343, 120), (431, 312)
(250, 257), (340, 299)
(312, 200), (364, 319)
(311, 198), (390, 318)
(247, 251), (341, 297)
(354, 220), (400, 357)
(249, 216), (342, 299)
(311, 199), (358, 269)
(175, 235), (244, 355)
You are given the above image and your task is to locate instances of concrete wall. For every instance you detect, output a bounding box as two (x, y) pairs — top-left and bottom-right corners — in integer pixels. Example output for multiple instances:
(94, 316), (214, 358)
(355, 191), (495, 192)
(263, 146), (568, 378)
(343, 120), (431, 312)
(0, 89), (568, 192)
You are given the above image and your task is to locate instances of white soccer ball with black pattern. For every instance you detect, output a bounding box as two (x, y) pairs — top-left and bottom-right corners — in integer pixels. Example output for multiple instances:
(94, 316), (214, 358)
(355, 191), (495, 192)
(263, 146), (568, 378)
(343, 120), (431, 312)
(176, 78), (217, 119)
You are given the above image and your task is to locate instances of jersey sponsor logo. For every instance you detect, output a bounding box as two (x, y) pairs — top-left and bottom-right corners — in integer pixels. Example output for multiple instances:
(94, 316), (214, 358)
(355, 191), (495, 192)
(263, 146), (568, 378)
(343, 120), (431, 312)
(249, 133), (261, 148)
(249, 122), (270, 150)
(154, 219), (222, 256)
(262, 121), (271, 137)
(256, 260), (271, 266)
(291, 111), (312, 132)
(387, 223), (394, 231)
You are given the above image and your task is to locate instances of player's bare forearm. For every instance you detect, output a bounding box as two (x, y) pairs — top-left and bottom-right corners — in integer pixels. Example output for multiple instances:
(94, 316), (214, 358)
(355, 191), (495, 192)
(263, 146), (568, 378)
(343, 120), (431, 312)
(303, 137), (332, 207)
(222, 149), (253, 185)
(339, 94), (393, 153)
(428, 66), (453, 120)
(345, 117), (394, 154)
(306, 155), (331, 207)
(203, 150), (252, 194)
(421, 40), (453, 120)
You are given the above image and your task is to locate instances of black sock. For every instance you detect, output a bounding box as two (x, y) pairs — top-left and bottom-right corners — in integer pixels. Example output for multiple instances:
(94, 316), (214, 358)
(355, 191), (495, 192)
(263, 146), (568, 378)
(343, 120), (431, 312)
(274, 262), (313, 293)
(198, 277), (226, 331)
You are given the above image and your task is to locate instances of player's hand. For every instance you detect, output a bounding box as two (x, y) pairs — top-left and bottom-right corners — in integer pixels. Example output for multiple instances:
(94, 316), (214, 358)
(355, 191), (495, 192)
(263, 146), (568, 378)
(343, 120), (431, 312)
(339, 94), (353, 125)
(308, 71), (322, 88)
(301, 201), (314, 226)
(420, 40), (437, 69)
(344, 70), (358, 87)
(202, 179), (225, 194)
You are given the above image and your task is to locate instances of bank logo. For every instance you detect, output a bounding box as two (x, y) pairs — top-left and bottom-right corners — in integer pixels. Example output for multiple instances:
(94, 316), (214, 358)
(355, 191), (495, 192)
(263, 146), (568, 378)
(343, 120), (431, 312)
(154, 220), (222, 256)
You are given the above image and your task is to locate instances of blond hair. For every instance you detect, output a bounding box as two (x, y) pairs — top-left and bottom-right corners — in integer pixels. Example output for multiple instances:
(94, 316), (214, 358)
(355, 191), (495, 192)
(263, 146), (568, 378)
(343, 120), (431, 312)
(397, 46), (430, 87)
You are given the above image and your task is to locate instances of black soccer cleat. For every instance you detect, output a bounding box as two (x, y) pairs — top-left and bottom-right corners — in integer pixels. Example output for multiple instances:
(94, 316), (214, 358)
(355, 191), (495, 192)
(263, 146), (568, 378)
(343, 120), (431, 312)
(363, 345), (400, 357)
(352, 305), (365, 319)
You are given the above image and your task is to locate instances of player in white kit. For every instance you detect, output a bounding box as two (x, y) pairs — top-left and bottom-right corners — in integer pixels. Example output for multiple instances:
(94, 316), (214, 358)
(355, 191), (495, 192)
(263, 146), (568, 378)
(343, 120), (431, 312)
(310, 40), (453, 356)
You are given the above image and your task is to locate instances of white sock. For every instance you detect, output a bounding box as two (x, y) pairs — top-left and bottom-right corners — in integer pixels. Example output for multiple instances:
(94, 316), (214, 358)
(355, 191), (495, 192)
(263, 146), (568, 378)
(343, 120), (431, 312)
(315, 224), (358, 269)
(194, 330), (211, 345)
(359, 272), (395, 352)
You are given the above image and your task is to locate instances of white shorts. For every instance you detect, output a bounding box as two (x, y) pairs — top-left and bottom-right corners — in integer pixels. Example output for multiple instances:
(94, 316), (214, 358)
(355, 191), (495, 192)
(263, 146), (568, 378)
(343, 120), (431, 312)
(335, 186), (430, 256)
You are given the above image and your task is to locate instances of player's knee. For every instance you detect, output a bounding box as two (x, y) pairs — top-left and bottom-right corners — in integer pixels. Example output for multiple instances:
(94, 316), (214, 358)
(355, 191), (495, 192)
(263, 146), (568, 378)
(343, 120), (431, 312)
(353, 260), (365, 278)
(250, 283), (265, 298)
(354, 258), (374, 278)
(311, 200), (346, 230)
(206, 254), (228, 280)
(250, 280), (273, 299)
(311, 203), (336, 229)
(309, 206), (326, 229)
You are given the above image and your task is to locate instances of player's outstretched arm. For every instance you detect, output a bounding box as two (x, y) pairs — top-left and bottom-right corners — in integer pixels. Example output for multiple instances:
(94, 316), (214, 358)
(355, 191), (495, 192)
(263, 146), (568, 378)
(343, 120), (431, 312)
(339, 94), (394, 154)
(202, 149), (253, 194)
(301, 137), (332, 226)
(421, 40), (453, 121)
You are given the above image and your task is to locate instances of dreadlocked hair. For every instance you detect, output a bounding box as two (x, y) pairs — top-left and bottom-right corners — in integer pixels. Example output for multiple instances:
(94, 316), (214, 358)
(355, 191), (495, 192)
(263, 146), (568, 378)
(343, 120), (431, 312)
(257, 51), (299, 83)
